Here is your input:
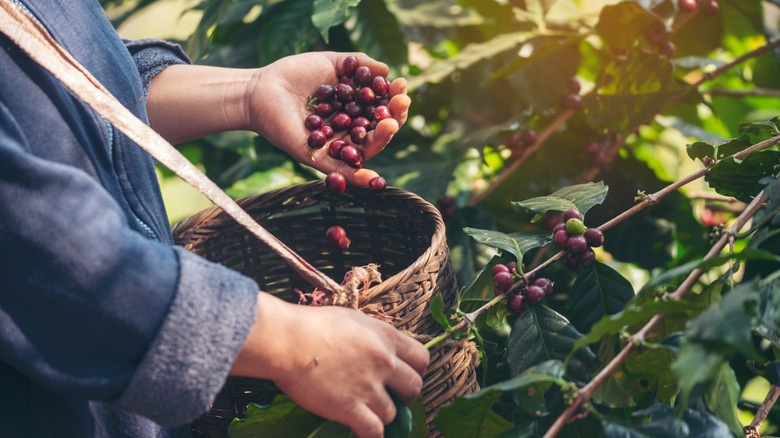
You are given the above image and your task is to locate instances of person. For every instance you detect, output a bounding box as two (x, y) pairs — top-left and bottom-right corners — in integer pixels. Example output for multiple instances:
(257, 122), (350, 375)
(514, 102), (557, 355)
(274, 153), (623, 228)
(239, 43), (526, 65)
(0, 1), (429, 438)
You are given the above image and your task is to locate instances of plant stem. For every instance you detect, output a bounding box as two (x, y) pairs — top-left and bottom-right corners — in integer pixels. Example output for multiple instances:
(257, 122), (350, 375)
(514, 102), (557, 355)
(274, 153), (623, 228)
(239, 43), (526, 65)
(745, 386), (780, 437)
(708, 87), (780, 99)
(468, 110), (574, 207)
(691, 37), (780, 88)
(544, 170), (776, 438)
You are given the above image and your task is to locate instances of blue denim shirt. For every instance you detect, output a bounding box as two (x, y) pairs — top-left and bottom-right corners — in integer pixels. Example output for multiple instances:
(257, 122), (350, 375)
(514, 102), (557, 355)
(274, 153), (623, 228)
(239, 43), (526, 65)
(0, 1), (259, 436)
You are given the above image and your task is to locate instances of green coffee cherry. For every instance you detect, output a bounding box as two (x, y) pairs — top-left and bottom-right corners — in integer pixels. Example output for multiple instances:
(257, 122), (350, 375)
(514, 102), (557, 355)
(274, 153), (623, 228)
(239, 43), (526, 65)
(565, 218), (586, 235)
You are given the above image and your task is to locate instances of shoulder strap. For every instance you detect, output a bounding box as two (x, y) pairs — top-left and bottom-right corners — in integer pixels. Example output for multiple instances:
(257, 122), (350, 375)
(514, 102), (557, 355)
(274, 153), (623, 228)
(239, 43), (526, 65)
(0, 0), (342, 295)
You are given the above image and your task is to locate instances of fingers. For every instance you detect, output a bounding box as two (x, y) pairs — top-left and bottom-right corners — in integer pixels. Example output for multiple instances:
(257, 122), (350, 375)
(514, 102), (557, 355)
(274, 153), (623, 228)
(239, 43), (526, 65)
(394, 332), (430, 377)
(362, 117), (398, 160)
(385, 363), (424, 405)
(344, 404), (386, 438)
(330, 52), (390, 78)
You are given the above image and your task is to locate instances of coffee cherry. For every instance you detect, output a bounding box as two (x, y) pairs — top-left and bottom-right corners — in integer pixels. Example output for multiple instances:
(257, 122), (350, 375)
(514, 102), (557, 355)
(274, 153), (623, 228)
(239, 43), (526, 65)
(368, 176), (387, 193)
(369, 120), (378, 131)
(564, 252), (580, 271)
(316, 102), (334, 118)
(678, 0), (697, 11)
(563, 209), (582, 222)
(533, 278), (554, 296)
(330, 113), (352, 131)
(701, 0), (718, 15)
(643, 21), (666, 45)
(320, 126), (335, 140)
(354, 66), (372, 86)
(658, 41), (676, 58)
(567, 235), (588, 253)
(377, 97), (390, 107)
(554, 230), (570, 249)
(583, 141), (600, 156)
(305, 114), (323, 131)
(525, 285), (546, 305)
(522, 129), (538, 146)
(493, 271), (514, 292)
(565, 218), (586, 235)
(363, 105), (376, 120)
(371, 76), (390, 96)
(328, 139), (347, 159)
(584, 228), (604, 247)
(345, 101), (363, 118)
(553, 222), (567, 234)
(342, 56), (359, 77)
(325, 172), (346, 195)
(307, 130), (327, 149)
(357, 87), (376, 105)
(492, 264), (510, 276)
(351, 116), (371, 131)
(507, 294), (526, 314)
(340, 76), (355, 87)
(331, 100), (344, 113)
(507, 261), (518, 273)
(350, 126), (368, 145)
(558, 93), (583, 110)
(314, 84), (335, 102)
(340, 145), (364, 169)
(505, 133), (523, 151)
(581, 249), (596, 267)
(566, 76), (581, 94)
(336, 83), (355, 101)
(326, 226), (351, 248)
(373, 105), (392, 122)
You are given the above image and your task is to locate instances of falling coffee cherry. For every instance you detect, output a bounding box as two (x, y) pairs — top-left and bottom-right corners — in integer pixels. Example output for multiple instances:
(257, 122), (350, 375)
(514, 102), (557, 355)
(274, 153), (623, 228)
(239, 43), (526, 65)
(325, 172), (346, 195)
(326, 226), (351, 249)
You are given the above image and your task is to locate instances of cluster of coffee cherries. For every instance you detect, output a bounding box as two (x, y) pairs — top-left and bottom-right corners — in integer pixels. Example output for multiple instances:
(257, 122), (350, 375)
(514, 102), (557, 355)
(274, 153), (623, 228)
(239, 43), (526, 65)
(504, 128), (537, 158)
(643, 21), (676, 58)
(492, 261), (554, 315)
(558, 76), (583, 111)
(553, 209), (604, 271)
(305, 55), (393, 170)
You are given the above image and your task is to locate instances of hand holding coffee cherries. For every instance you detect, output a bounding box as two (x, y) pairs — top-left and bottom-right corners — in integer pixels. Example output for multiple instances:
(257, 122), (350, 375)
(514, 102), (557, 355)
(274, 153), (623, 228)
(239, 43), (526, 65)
(246, 52), (410, 187)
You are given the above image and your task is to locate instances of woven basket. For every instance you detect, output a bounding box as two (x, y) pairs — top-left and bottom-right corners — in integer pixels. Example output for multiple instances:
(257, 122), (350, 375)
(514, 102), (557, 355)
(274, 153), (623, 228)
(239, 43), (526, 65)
(172, 181), (474, 437)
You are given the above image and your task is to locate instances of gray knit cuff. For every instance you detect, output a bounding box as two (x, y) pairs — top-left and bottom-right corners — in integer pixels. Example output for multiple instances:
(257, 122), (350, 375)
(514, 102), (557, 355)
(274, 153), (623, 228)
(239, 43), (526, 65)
(112, 247), (258, 427)
(124, 39), (191, 97)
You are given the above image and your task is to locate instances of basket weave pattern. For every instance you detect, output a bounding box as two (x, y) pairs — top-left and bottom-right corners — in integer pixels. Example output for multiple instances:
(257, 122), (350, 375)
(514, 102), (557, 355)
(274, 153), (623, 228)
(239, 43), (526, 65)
(172, 181), (477, 437)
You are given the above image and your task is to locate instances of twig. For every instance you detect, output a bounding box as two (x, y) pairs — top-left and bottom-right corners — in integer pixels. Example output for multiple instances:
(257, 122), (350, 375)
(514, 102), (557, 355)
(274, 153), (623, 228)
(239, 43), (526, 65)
(691, 37), (780, 88)
(467, 110), (574, 207)
(544, 171), (776, 438)
(708, 87), (780, 99)
(744, 386), (780, 438)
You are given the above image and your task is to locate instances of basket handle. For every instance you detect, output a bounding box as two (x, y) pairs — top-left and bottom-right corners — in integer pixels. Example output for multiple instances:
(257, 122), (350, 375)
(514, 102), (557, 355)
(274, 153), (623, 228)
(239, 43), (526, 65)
(0, 0), (344, 296)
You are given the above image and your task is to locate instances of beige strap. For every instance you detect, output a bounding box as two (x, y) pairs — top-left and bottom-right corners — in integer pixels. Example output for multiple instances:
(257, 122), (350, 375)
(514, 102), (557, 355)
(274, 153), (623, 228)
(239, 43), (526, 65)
(0, 0), (343, 295)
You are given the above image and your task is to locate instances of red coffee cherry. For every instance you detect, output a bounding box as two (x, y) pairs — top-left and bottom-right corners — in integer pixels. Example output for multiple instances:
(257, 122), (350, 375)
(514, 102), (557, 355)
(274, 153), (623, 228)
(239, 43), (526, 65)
(533, 278), (554, 296)
(326, 226), (351, 248)
(340, 145), (364, 169)
(507, 294), (526, 314)
(354, 66), (372, 86)
(558, 93), (583, 110)
(328, 139), (347, 159)
(554, 230), (570, 249)
(330, 113), (352, 131)
(368, 176), (387, 193)
(357, 87), (376, 105)
(314, 84), (335, 102)
(342, 56), (359, 77)
(373, 105), (392, 122)
(493, 271), (514, 292)
(584, 228), (605, 247)
(325, 172), (346, 195)
(350, 126), (368, 145)
(491, 264), (510, 276)
(525, 285), (546, 305)
(566, 77), (581, 94)
(319, 125), (334, 139)
(562, 209), (583, 222)
(305, 114), (323, 131)
(307, 130), (327, 149)
(371, 76), (390, 96)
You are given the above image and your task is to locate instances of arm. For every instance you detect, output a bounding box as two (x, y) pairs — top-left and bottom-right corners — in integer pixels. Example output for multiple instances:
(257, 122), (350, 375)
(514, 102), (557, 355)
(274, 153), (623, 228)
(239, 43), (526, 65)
(146, 52), (411, 186)
(230, 292), (429, 438)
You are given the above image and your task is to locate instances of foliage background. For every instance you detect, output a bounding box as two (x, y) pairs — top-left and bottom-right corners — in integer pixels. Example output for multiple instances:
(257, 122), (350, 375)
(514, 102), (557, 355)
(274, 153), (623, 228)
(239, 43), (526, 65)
(102, 0), (780, 436)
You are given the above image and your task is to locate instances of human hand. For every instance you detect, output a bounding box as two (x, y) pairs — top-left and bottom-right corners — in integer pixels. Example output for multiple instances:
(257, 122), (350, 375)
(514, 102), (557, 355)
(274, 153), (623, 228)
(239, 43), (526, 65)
(245, 52), (411, 186)
(231, 292), (429, 438)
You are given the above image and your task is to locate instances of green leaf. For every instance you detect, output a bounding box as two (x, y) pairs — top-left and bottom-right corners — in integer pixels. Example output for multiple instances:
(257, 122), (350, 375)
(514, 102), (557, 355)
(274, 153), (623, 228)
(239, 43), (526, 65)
(686, 135), (752, 162)
(311, 0), (361, 43)
(671, 341), (728, 411)
(572, 300), (705, 352)
(705, 150), (780, 202)
(603, 401), (734, 437)
(512, 182), (609, 217)
(347, 0), (407, 73)
(228, 396), (324, 438)
(585, 49), (678, 133)
(595, 1), (662, 50)
(385, 394), (412, 438)
(507, 305), (596, 383)
(738, 117), (780, 142)
(566, 262), (636, 334)
(407, 31), (534, 91)
(257, 0), (319, 65)
(186, 0), (231, 59)
(754, 277), (780, 349)
(704, 363), (743, 437)
(462, 229), (552, 263)
(591, 335), (640, 408)
(433, 392), (514, 438)
(430, 294), (451, 329)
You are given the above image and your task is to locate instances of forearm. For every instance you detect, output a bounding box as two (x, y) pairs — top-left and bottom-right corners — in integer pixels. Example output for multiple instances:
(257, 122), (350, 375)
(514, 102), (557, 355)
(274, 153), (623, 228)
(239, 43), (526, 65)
(146, 64), (257, 144)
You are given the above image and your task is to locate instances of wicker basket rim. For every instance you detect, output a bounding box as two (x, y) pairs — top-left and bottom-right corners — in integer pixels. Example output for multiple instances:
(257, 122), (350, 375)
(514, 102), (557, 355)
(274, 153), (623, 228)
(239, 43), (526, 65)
(172, 180), (448, 301)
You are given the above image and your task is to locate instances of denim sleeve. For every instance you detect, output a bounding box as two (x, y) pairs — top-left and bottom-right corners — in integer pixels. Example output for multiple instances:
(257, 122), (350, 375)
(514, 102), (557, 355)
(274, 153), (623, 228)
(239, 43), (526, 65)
(0, 101), (259, 426)
(124, 39), (191, 97)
